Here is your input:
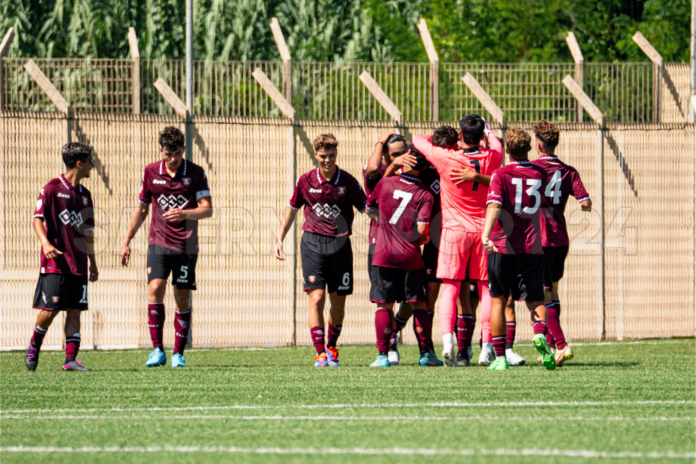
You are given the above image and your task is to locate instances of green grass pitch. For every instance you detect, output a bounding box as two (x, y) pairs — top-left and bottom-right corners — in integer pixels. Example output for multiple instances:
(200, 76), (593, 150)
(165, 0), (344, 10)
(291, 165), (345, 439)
(1, 339), (694, 464)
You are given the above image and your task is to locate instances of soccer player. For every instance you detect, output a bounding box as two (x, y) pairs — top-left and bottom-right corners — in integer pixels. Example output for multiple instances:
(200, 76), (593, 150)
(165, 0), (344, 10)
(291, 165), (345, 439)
(275, 134), (366, 367)
(365, 148), (436, 367)
(412, 115), (503, 367)
(25, 143), (99, 372)
(120, 127), (213, 368)
(482, 127), (555, 371)
(531, 120), (591, 366)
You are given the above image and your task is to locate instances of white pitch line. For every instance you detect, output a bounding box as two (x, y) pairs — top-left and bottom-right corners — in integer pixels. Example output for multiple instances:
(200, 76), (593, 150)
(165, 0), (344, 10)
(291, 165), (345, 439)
(1, 400), (692, 415)
(0, 445), (693, 459)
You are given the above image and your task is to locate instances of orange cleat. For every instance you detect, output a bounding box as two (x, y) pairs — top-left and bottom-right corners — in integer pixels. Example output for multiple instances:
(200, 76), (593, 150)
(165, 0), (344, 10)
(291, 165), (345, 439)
(325, 346), (340, 367)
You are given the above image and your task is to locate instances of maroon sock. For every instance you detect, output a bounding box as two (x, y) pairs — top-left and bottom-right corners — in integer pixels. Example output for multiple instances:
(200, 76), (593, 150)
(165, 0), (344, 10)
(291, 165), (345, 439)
(174, 309), (191, 355)
(506, 322), (516, 349)
(327, 324), (342, 348)
(31, 325), (48, 349)
(375, 309), (392, 355)
(65, 333), (81, 362)
(148, 303), (166, 349)
(456, 315), (473, 352)
(310, 326), (325, 354)
(467, 320), (475, 348)
(492, 335), (506, 357)
(427, 310), (435, 350)
(547, 301), (566, 350)
(413, 309), (432, 353)
(533, 320), (548, 336)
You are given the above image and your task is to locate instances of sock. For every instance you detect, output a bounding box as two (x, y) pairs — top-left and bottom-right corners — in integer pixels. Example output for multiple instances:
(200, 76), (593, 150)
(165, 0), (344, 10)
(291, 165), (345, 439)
(492, 335), (506, 357)
(394, 313), (409, 333)
(31, 325), (48, 349)
(148, 302), (166, 349)
(533, 320), (548, 336)
(413, 309), (432, 353)
(547, 301), (566, 350)
(427, 310), (435, 350)
(327, 324), (342, 348)
(477, 280), (493, 343)
(375, 309), (392, 355)
(65, 333), (81, 363)
(173, 309), (192, 355)
(506, 322), (516, 349)
(466, 318), (475, 349)
(546, 326), (556, 349)
(310, 326), (325, 354)
(456, 315), (473, 352)
(439, 280), (460, 338)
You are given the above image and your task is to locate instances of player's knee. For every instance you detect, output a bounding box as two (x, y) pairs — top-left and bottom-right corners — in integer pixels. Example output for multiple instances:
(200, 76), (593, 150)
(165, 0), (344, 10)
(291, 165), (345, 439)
(148, 280), (166, 302)
(308, 289), (325, 305)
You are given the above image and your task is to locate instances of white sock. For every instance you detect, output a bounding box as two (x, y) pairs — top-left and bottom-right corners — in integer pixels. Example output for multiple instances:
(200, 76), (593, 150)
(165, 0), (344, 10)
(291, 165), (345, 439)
(442, 333), (453, 346)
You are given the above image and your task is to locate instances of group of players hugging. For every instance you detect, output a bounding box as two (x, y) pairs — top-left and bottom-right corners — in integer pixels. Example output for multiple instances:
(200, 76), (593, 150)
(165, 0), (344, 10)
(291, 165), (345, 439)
(23, 117), (590, 373)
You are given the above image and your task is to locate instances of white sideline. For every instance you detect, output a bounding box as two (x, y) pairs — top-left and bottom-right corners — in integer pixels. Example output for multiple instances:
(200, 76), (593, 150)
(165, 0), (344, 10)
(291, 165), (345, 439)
(2, 400), (692, 415)
(0, 445), (693, 459)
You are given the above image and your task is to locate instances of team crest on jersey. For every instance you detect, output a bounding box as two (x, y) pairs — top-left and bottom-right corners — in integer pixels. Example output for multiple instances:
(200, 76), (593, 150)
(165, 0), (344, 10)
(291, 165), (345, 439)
(308, 275), (316, 283)
(52, 296), (60, 304)
(337, 186), (346, 196)
(147, 267), (152, 275)
(182, 177), (191, 186)
(426, 268), (432, 275)
(430, 180), (441, 195)
(82, 197), (88, 206)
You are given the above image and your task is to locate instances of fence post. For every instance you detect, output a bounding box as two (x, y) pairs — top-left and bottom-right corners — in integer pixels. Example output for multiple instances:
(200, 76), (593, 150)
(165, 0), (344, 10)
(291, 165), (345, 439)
(251, 68), (297, 345)
(461, 72), (506, 159)
(128, 28), (140, 115)
(24, 59), (71, 144)
(270, 18), (292, 105)
(633, 32), (663, 124)
(417, 19), (439, 122)
(565, 32), (584, 122)
(359, 71), (403, 127)
(562, 75), (606, 340)
(0, 28), (15, 111)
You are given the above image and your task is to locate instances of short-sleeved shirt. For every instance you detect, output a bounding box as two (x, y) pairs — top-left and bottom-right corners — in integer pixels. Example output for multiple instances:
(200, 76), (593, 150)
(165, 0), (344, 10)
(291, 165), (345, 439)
(290, 167), (367, 237)
(34, 174), (95, 276)
(413, 133), (503, 233)
(486, 160), (549, 254)
(366, 174), (434, 269)
(139, 159), (211, 254)
(532, 155), (591, 247)
(363, 163), (387, 244)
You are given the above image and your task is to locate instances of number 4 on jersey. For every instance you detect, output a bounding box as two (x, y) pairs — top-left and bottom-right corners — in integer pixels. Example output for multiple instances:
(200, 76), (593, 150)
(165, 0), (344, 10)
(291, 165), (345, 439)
(545, 171), (562, 204)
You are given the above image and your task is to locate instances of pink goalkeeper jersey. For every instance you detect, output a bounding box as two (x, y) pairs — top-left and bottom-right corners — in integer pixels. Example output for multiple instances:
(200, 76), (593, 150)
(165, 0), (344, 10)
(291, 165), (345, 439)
(412, 132), (503, 233)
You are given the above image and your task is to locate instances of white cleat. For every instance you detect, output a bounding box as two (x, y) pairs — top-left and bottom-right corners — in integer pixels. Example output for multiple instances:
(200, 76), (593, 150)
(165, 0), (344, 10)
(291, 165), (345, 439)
(505, 348), (526, 366)
(442, 341), (454, 367)
(388, 349), (400, 366)
(479, 342), (495, 366)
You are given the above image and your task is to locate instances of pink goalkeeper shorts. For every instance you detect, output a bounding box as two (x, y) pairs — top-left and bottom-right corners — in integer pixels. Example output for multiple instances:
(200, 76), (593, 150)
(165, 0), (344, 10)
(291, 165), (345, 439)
(436, 228), (488, 281)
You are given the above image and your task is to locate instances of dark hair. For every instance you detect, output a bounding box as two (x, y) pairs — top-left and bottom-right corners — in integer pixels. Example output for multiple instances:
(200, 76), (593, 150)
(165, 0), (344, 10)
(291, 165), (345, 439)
(431, 125), (459, 148)
(458, 114), (486, 146)
(159, 126), (185, 152)
(383, 134), (408, 155)
(393, 145), (430, 171)
(61, 143), (93, 169)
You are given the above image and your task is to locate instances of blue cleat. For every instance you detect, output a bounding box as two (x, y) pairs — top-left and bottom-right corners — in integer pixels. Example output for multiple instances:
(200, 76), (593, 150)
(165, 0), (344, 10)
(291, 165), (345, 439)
(370, 354), (390, 368)
(314, 352), (328, 368)
(171, 353), (186, 368)
(325, 346), (340, 367)
(419, 351), (444, 367)
(145, 347), (166, 368)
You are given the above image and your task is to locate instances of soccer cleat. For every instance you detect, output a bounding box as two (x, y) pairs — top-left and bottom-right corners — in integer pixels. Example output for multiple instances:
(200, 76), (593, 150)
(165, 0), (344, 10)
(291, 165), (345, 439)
(537, 348), (555, 365)
(442, 341), (454, 367)
(387, 348), (400, 366)
(325, 346), (340, 367)
(554, 345), (574, 367)
(505, 348), (526, 366)
(488, 357), (509, 371)
(533, 334), (556, 371)
(467, 345), (473, 360)
(171, 353), (187, 368)
(478, 342), (495, 366)
(62, 360), (91, 371)
(454, 350), (471, 367)
(145, 347), (167, 368)
(25, 345), (40, 371)
(314, 352), (328, 368)
(419, 351), (444, 367)
(370, 354), (391, 368)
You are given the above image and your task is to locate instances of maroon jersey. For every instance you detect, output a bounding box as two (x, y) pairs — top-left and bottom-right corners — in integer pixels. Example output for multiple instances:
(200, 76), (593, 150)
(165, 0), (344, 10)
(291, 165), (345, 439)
(367, 174), (434, 269)
(34, 174), (95, 276)
(486, 161), (548, 254)
(363, 163), (387, 244)
(419, 165), (442, 233)
(290, 167), (367, 237)
(139, 159), (211, 253)
(532, 155), (590, 247)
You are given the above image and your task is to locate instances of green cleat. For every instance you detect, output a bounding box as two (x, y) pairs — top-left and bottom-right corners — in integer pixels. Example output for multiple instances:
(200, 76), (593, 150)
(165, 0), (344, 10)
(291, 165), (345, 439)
(418, 351), (443, 367)
(488, 357), (508, 370)
(533, 333), (556, 371)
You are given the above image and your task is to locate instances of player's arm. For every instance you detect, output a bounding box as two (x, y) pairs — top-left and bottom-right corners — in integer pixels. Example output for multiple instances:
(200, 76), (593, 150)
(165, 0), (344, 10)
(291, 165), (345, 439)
(274, 207), (299, 261)
(481, 203), (502, 253)
(416, 192), (433, 244)
(119, 202), (150, 266)
(384, 149), (417, 178)
(450, 166), (492, 186)
(163, 196), (213, 222)
(32, 217), (63, 260)
(579, 198), (592, 211)
(481, 122), (503, 155)
(365, 207), (380, 223)
(571, 169), (592, 212)
(83, 203), (99, 282)
(366, 132), (395, 177)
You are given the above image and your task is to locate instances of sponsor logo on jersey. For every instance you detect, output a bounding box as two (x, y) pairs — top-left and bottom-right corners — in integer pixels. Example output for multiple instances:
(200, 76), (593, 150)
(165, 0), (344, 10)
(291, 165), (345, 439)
(312, 203), (341, 219)
(338, 286), (349, 290)
(82, 197), (88, 206)
(57, 193), (70, 199)
(157, 194), (189, 210)
(52, 296), (60, 304)
(147, 267), (152, 275)
(308, 275), (316, 283)
(309, 188), (322, 193)
(430, 180), (441, 195)
(59, 209), (83, 227)
(337, 186), (346, 196)
(153, 179), (167, 184)
(182, 177), (191, 186)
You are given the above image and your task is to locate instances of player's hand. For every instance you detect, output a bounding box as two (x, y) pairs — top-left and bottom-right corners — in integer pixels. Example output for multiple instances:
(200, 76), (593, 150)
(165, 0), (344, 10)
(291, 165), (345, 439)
(163, 208), (187, 223)
(394, 149), (417, 171)
(419, 233), (430, 245)
(42, 243), (63, 260)
(89, 263), (99, 282)
(482, 236), (498, 253)
(378, 132), (396, 144)
(120, 244), (131, 267)
(274, 240), (285, 261)
(580, 199), (592, 212)
(451, 164), (476, 185)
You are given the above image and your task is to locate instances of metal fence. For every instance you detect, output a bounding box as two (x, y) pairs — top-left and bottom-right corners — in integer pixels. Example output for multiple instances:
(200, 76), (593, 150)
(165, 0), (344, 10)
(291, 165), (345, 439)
(1, 59), (692, 123)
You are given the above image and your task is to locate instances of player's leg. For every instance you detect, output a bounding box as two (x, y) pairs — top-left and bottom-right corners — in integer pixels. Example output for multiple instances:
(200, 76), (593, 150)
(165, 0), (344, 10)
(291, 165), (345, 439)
(27, 273), (63, 371)
(171, 287), (192, 368)
(467, 281), (479, 359)
(521, 254), (555, 371)
(476, 280), (495, 366)
(145, 245), (172, 367)
(404, 268), (441, 367)
(301, 232), (330, 367)
(541, 246), (557, 352)
(308, 289), (328, 367)
(505, 296), (526, 366)
(545, 245), (572, 365)
(422, 240), (441, 357)
(372, 303), (394, 367)
(425, 281), (442, 359)
(439, 279), (460, 366)
(324, 238), (354, 367)
(25, 310), (59, 371)
(389, 302), (412, 366)
(62, 309), (90, 371)
(455, 284), (473, 367)
(370, 266), (401, 367)
(488, 295), (508, 371)
(325, 292), (345, 367)
(486, 252), (514, 370)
